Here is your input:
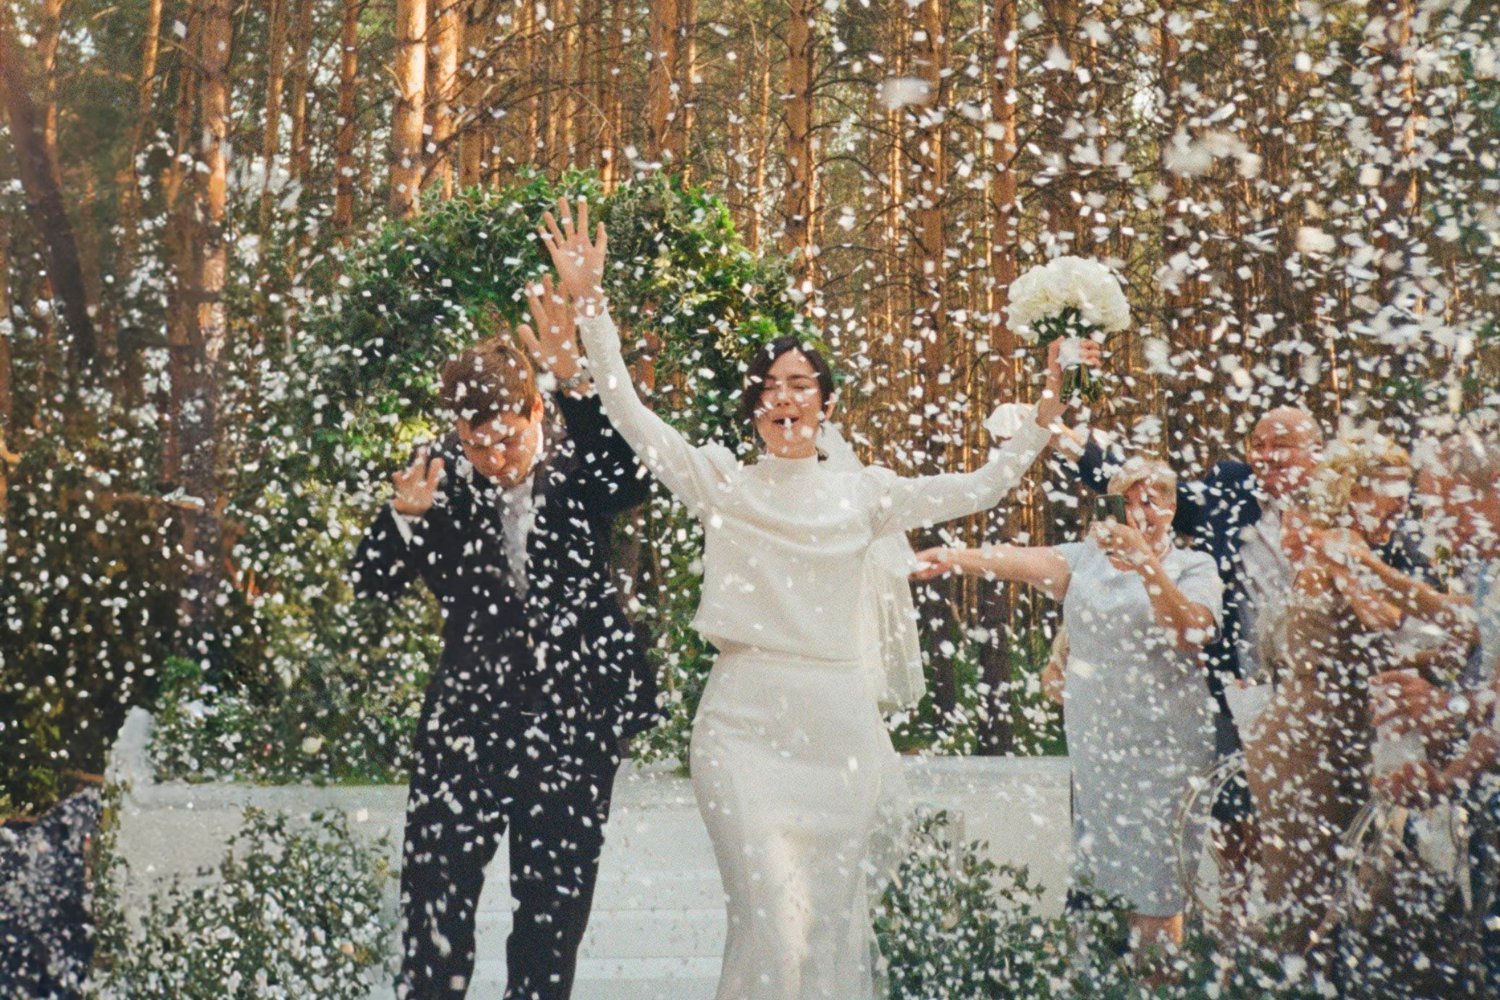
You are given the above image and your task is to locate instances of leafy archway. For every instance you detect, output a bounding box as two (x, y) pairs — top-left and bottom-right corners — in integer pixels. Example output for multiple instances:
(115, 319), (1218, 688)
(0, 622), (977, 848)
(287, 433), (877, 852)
(150, 174), (806, 780)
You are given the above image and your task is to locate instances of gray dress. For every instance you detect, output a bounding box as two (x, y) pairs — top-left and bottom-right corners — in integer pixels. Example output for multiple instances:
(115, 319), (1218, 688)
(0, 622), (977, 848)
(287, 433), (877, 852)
(1057, 539), (1223, 916)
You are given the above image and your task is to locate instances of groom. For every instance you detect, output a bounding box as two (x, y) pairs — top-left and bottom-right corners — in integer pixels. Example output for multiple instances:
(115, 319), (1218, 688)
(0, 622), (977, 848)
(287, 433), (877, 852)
(350, 280), (659, 1000)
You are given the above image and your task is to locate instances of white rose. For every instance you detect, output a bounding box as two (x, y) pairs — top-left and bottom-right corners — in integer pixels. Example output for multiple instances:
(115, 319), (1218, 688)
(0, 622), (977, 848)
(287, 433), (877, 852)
(301, 736), (324, 755)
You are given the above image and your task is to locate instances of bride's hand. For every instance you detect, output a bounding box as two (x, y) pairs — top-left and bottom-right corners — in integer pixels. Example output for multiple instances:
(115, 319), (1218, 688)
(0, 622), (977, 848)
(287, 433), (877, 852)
(539, 196), (608, 312)
(911, 548), (959, 580)
(1036, 337), (1102, 426)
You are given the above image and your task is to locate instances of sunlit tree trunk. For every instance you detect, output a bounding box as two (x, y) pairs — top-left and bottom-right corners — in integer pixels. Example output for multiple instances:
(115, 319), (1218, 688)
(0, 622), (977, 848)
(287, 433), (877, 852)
(39, 0), (63, 187)
(286, 0), (317, 185)
(259, 0), (288, 228)
(783, 0), (817, 287)
(0, 17), (96, 390)
(646, 0), (678, 166)
(334, 0), (360, 229)
(117, 0), (163, 280)
(426, 0), (461, 196)
(977, 0), (1020, 755)
(175, 0), (233, 647)
(673, 0), (697, 178)
(391, 0), (429, 216)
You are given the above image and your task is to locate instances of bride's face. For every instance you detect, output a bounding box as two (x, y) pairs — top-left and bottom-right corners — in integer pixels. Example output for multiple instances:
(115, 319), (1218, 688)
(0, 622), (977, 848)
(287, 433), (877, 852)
(751, 350), (832, 458)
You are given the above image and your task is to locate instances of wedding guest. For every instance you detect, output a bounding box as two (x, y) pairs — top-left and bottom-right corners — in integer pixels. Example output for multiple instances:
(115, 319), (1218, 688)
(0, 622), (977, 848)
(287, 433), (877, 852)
(915, 457), (1221, 955)
(1241, 434), (1455, 955)
(1370, 428), (1500, 987)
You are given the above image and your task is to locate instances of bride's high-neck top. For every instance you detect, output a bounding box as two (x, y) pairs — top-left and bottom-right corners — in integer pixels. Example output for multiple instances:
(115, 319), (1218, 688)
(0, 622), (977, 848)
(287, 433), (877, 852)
(577, 307), (1052, 660)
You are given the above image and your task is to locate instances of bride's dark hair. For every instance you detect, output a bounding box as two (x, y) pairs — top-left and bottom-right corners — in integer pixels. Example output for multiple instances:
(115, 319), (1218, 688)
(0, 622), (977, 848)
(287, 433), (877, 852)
(738, 336), (837, 426)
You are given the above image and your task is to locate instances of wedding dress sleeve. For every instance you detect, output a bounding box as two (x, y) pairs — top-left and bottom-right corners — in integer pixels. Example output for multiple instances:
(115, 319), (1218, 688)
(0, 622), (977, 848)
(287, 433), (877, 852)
(575, 305), (736, 515)
(864, 415), (1052, 537)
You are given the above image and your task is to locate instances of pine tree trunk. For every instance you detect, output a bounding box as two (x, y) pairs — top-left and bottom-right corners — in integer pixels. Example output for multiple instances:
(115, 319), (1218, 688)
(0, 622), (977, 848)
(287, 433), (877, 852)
(116, 0), (164, 300)
(0, 18), (97, 389)
(286, 0), (317, 184)
(784, 0), (817, 286)
(747, 32), (770, 253)
(673, 0), (697, 178)
(259, 0), (288, 229)
(646, 0), (678, 166)
(977, 0), (1020, 755)
(333, 0), (360, 229)
(177, 0), (233, 647)
(391, 0), (429, 216)
(426, 0), (461, 196)
(39, 0), (64, 187)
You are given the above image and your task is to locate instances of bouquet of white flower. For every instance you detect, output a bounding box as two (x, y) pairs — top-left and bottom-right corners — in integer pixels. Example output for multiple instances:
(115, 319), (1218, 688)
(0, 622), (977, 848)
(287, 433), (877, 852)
(1006, 256), (1130, 400)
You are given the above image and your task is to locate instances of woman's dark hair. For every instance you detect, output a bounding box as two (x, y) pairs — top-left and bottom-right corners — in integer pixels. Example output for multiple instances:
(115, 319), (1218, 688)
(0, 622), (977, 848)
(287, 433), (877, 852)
(738, 336), (837, 425)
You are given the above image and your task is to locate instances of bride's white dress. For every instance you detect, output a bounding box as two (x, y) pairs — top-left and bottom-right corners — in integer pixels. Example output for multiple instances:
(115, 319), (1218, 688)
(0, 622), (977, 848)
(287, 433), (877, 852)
(577, 307), (1051, 999)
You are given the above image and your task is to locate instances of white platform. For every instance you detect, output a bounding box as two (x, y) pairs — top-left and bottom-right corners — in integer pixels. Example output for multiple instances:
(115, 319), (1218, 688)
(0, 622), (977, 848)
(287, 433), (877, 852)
(106, 708), (1072, 999)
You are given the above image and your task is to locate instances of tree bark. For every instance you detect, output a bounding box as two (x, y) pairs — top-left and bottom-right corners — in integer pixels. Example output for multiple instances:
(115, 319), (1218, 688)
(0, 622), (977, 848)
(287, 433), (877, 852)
(784, 0), (817, 286)
(259, 0), (289, 228)
(334, 0), (360, 229)
(117, 0), (164, 284)
(425, 0), (461, 196)
(39, 0), (64, 188)
(977, 0), (1020, 755)
(747, 31), (771, 252)
(391, 0), (429, 216)
(0, 19), (97, 389)
(646, 0), (678, 166)
(175, 0), (234, 647)
(672, 0), (697, 178)
(286, 0), (317, 185)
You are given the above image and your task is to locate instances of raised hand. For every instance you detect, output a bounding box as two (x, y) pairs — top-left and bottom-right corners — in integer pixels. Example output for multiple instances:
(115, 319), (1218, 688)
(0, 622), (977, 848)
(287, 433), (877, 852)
(1036, 337), (1102, 426)
(1090, 519), (1154, 570)
(518, 273), (586, 393)
(539, 196), (608, 311)
(392, 446), (446, 517)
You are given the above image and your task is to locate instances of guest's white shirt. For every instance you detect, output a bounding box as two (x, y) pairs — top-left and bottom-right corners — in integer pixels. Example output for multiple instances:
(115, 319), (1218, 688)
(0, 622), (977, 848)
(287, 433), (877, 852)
(389, 436), (543, 596)
(575, 305), (1051, 660)
(1237, 502), (1296, 683)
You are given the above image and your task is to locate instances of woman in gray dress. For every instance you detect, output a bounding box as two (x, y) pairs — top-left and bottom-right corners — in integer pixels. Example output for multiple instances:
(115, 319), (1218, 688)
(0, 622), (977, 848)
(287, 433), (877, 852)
(914, 457), (1222, 952)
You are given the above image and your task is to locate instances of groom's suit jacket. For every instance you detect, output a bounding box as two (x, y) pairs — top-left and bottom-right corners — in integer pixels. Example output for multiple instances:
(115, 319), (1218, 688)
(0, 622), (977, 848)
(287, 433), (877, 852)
(350, 391), (661, 750)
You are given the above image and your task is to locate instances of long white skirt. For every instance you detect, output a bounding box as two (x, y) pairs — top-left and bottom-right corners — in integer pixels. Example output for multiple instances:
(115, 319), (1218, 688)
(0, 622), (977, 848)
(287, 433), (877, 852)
(690, 644), (905, 1000)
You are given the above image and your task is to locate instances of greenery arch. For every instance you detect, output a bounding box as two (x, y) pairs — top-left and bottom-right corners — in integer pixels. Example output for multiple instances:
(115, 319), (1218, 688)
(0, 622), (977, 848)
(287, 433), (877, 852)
(151, 174), (808, 781)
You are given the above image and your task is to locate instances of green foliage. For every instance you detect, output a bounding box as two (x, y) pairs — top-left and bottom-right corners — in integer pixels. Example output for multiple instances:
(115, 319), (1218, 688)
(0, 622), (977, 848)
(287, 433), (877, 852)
(875, 809), (1068, 999)
(88, 808), (392, 1000)
(154, 172), (804, 781)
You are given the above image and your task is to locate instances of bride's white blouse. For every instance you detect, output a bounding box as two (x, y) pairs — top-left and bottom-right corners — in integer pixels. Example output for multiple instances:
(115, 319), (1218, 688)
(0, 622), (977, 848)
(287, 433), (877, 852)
(576, 307), (1051, 660)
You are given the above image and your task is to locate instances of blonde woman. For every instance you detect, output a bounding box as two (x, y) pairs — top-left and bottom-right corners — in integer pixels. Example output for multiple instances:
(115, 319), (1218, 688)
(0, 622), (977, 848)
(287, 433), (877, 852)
(1242, 433), (1463, 954)
(915, 457), (1221, 953)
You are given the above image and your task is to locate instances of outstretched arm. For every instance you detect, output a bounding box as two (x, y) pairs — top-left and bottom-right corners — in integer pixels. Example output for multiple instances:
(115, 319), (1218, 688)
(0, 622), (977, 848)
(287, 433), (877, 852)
(871, 338), (1087, 536)
(913, 544), (1071, 602)
(540, 197), (732, 513)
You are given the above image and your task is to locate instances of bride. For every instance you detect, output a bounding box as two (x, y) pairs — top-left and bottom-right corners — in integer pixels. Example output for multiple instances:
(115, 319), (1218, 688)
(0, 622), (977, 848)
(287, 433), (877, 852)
(538, 197), (1087, 999)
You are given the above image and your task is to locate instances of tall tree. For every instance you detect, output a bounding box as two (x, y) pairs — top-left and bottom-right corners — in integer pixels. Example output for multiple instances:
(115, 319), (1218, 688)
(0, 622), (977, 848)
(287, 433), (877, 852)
(784, 0), (817, 286)
(259, 0), (289, 228)
(426, 0), (462, 196)
(286, 0), (318, 185)
(391, 0), (429, 216)
(174, 0), (234, 644)
(0, 16), (96, 389)
(334, 0), (361, 229)
(646, 0), (679, 166)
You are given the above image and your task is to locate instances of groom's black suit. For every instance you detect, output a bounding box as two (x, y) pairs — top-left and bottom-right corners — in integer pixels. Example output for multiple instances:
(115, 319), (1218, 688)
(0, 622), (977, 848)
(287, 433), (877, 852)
(351, 391), (659, 1000)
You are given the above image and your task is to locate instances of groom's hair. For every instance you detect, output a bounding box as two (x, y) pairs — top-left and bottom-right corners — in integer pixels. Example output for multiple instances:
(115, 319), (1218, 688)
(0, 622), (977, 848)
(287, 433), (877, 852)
(440, 338), (540, 426)
(739, 336), (836, 424)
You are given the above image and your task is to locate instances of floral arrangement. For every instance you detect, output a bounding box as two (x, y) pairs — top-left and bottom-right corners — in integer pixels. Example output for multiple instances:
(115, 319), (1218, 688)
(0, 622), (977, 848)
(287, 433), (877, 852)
(1006, 256), (1131, 400)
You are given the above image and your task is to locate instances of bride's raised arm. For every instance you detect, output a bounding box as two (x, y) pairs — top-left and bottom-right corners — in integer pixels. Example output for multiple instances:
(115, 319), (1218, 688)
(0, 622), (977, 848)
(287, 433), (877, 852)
(540, 198), (733, 515)
(869, 337), (1094, 537)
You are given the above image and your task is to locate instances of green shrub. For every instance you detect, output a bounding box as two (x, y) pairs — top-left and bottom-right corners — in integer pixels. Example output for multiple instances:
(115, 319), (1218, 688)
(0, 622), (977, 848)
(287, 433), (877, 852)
(88, 808), (392, 1000)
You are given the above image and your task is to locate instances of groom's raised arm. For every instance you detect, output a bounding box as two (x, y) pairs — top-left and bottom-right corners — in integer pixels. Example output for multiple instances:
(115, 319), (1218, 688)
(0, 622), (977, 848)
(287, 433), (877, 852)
(555, 389), (652, 518)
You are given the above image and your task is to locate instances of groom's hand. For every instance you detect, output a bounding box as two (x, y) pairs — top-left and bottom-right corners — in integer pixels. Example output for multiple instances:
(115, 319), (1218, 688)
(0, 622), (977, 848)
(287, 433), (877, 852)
(519, 274), (588, 395)
(392, 446), (445, 517)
